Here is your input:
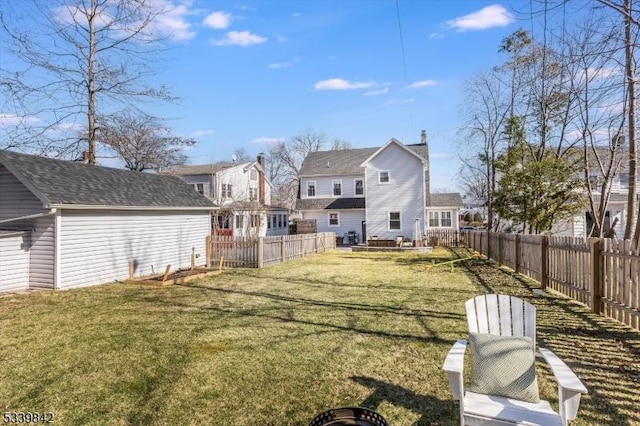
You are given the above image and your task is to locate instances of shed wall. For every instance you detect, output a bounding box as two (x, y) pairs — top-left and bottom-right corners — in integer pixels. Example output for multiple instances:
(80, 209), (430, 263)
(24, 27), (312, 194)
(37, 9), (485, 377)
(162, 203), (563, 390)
(58, 210), (210, 289)
(0, 232), (30, 292)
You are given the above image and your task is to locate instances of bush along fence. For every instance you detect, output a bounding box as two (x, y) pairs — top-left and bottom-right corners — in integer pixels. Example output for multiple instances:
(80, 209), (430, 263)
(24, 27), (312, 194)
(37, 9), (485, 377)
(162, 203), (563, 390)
(465, 231), (640, 331)
(206, 232), (336, 269)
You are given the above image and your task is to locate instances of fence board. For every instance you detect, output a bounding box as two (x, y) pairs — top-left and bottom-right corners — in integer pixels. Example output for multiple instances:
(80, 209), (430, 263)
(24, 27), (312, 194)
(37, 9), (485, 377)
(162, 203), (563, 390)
(210, 233), (336, 269)
(465, 231), (639, 331)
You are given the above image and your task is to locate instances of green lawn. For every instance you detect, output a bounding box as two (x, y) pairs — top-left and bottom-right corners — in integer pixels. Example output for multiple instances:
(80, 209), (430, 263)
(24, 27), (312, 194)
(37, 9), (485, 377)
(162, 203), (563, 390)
(0, 248), (638, 425)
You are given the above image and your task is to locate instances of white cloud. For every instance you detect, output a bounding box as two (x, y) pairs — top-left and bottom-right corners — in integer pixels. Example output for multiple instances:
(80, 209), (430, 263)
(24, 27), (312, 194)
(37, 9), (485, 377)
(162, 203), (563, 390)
(314, 78), (375, 90)
(203, 11), (232, 29)
(190, 129), (215, 138)
(150, 1), (195, 42)
(385, 98), (415, 106)
(363, 87), (389, 96)
(53, 0), (195, 42)
(587, 66), (623, 79)
(430, 152), (451, 159)
(446, 5), (514, 31)
(54, 122), (83, 131)
(429, 32), (444, 40)
(268, 57), (301, 69)
(0, 114), (40, 127)
(292, 12), (302, 18)
(251, 137), (285, 144)
(210, 31), (267, 46)
(407, 80), (438, 89)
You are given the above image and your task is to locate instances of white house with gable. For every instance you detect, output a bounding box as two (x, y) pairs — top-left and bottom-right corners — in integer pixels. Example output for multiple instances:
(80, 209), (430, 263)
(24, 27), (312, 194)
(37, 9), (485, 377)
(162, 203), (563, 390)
(295, 131), (463, 244)
(170, 154), (289, 237)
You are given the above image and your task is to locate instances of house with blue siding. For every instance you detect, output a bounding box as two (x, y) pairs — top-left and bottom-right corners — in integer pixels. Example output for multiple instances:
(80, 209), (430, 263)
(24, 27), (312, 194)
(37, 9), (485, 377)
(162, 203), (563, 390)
(295, 131), (463, 244)
(0, 150), (215, 292)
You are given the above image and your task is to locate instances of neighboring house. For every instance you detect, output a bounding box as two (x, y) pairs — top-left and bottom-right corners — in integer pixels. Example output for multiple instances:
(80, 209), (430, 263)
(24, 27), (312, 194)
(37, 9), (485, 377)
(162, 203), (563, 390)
(295, 132), (463, 243)
(170, 154), (289, 237)
(553, 147), (633, 238)
(0, 150), (215, 293)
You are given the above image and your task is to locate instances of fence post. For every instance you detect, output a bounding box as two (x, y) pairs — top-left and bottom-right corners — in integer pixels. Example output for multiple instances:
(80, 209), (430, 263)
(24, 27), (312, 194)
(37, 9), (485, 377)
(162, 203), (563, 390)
(257, 237), (264, 268)
(540, 236), (549, 290)
(498, 233), (503, 266)
(280, 235), (285, 263)
(515, 234), (521, 274)
(589, 237), (602, 314)
(315, 233), (319, 253)
(206, 235), (211, 267)
(486, 231), (491, 259)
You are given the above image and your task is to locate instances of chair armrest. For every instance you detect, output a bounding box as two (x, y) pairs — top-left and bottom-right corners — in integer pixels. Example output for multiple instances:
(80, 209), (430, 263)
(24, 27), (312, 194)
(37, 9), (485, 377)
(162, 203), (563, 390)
(539, 347), (588, 421)
(442, 339), (467, 400)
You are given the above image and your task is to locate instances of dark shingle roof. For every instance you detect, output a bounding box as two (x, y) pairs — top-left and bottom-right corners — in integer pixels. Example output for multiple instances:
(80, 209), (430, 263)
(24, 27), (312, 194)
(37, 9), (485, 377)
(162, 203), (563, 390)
(0, 150), (216, 209)
(169, 162), (237, 176)
(299, 143), (428, 177)
(295, 197), (365, 210)
(429, 193), (464, 208)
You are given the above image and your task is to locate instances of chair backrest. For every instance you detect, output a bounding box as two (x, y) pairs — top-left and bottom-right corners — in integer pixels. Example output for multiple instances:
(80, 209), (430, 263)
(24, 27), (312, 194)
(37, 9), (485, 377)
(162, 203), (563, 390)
(465, 294), (536, 348)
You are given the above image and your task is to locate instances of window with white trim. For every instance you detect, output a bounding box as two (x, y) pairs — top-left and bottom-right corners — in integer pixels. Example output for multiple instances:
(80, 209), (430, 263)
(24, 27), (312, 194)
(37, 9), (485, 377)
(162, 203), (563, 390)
(333, 179), (342, 196)
(429, 212), (439, 227)
(307, 181), (316, 197)
(272, 214), (277, 228)
(251, 214), (260, 227)
(329, 212), (340, 226)
(249, 187), (258, 201)
(355, 178), (364, 196)
(441, 211), (452, 227)
(221, 183), (232, 199)
(250, 169), (258, 180)
(235, 214), (243, 229)
(389, 212), (401, 230)
(379, 171), (390, 184)
(191, 183), (204, 195)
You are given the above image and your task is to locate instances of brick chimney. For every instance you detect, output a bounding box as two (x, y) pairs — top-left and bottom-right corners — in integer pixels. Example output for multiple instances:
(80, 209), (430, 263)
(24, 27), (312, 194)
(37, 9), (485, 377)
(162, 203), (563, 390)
(257, 153), (265, 205)
(421, 130), (427, 145)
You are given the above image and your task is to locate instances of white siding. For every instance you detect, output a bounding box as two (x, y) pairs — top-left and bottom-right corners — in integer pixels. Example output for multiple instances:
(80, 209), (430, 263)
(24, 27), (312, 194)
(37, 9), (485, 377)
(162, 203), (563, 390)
(179, 174), (213, 198)
(364, 143), (425, 240)
(0, 166), (46, 219)
(29, 216), (55, 289)
(217, 164), (259, 206)
(299, 175), (363, 199)
(302, 210), (365, 241)
(0, 232), (30, 292)
(58, 210), (210, 289)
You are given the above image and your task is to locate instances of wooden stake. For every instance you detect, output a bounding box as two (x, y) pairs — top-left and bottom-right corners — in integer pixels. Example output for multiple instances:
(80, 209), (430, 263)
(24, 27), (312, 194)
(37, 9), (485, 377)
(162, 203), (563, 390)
(129, 261), (134, 280)
(218, 256), (224, 271)
(162, 265), (171, 284)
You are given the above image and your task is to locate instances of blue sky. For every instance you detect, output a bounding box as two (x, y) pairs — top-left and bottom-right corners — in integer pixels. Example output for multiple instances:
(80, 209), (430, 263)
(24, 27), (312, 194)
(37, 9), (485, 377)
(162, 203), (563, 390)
(2, 1), (536, 192)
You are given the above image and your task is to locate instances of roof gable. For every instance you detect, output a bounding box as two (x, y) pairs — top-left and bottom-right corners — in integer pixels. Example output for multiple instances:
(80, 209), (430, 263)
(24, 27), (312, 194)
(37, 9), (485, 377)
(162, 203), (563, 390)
(0, 150), (216, 209)
(298, 142), (428, 177)
(360, 138), (426, 167)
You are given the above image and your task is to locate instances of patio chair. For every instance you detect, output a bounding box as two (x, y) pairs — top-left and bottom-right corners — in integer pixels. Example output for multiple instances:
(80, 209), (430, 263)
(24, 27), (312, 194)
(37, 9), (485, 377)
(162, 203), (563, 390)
(442, 294), (588, 425)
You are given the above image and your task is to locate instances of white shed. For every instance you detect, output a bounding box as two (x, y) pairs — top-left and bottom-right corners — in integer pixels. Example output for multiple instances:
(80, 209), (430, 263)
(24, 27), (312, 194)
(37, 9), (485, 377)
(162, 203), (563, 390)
(0, 151), (216, 292)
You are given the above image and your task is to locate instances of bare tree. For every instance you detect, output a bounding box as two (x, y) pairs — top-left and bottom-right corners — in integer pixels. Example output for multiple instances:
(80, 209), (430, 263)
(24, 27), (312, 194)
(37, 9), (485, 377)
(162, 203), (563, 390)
(269, 128), (352, 209)
(0, 0), (176, 162)
(96, 112), (194, 172)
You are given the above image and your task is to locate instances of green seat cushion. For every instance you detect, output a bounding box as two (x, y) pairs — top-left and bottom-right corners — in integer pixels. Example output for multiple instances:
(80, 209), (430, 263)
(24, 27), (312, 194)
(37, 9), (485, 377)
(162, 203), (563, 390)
(468, 332), (540, 403)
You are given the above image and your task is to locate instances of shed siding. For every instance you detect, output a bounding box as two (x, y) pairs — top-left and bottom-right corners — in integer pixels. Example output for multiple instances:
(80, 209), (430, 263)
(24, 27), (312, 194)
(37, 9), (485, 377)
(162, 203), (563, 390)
(29, 217), (55, 289)
(58, 210), (210, 289)
(0, 232), (30, 292)
(0, 166), (45, 220)
(364, 143), (425, 240)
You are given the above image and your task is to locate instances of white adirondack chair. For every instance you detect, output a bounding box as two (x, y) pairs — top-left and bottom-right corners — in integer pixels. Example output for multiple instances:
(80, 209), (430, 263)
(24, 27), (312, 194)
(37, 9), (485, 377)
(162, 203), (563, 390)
(442, 294), (588, 426)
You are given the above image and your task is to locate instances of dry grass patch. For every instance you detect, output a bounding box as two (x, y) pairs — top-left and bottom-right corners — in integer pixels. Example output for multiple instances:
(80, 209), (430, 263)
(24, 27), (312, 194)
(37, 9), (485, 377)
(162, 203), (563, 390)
(0, 247), (638, 425)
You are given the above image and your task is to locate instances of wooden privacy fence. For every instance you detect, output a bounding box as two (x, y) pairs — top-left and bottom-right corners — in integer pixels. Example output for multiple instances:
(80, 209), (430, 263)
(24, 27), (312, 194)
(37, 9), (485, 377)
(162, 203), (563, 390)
(206, 232), (336, 269)
(465, 231), (640, 330)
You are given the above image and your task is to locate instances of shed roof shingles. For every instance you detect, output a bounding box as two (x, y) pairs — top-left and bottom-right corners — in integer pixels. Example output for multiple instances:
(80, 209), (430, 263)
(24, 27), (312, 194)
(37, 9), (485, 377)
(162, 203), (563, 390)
(295, 198), (365, 211)
(429, 193), (464, 208)
(0, 150), (216, 208)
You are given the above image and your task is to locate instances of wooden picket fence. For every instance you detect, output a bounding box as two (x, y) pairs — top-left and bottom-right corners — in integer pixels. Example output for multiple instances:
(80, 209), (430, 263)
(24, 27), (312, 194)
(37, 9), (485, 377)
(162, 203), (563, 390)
(465, 231), (640, 330)
(206, 232), (336, 269)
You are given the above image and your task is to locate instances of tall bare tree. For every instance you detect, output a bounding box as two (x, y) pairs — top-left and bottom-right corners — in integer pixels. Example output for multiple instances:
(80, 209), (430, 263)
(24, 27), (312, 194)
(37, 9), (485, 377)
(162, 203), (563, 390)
(269, 128), (352, 209)
(0, 0), (176, 162)
(96, 112), (194, 172)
